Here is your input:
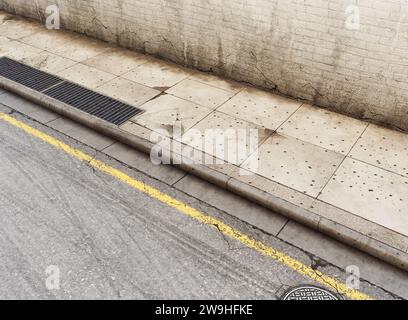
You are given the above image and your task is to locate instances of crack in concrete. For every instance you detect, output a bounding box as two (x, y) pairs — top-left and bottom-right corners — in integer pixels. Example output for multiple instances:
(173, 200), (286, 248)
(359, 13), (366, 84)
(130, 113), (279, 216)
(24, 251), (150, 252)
(212, 223), (246, 251)
(33, 0), (44, 22)
(303, 83), (323, 97)
(92, 17), (108, 30)
(85, 150), (98, 174)
(250, 51), (278, 90)
(160, 36), (184, 61)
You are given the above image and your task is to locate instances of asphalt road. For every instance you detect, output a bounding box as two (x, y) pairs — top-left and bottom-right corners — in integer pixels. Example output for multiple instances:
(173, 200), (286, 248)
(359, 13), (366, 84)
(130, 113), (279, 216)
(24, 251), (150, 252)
(0, 102), (399, 300)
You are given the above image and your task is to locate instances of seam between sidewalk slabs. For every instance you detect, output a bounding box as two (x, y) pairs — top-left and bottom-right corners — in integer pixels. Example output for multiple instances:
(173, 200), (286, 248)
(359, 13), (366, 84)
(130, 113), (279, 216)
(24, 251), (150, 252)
(0, 108), (403, 299)
(0, 110), (378, 300)
(0, 76), (407, 273)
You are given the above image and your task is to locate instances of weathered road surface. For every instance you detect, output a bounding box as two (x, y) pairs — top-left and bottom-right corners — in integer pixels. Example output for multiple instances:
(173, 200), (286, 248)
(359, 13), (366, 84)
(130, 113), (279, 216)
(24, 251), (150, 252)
(0, 101), (400, 300)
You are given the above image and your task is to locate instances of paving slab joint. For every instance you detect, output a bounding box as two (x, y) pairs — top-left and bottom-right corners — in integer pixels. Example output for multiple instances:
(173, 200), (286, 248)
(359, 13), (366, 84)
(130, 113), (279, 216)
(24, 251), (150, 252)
(1, 75), (407, 272)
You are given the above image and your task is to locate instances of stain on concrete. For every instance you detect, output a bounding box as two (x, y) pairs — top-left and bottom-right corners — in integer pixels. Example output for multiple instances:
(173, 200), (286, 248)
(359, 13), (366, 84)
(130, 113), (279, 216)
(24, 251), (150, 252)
(2, 0), (408, 131)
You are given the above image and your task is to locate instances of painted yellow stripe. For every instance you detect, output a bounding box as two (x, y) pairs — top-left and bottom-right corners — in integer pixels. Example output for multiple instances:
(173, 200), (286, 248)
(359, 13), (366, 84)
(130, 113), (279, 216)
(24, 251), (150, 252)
(0, 112), (373, 300)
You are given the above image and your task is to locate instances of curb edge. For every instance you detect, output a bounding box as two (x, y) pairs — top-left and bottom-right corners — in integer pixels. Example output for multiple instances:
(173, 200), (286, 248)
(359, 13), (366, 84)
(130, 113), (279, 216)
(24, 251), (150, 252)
(1, 76), (407, 272)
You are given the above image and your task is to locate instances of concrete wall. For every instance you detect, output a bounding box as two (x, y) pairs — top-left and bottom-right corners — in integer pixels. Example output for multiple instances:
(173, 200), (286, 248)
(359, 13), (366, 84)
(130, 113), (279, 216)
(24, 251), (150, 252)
(1, 0), (408, 130)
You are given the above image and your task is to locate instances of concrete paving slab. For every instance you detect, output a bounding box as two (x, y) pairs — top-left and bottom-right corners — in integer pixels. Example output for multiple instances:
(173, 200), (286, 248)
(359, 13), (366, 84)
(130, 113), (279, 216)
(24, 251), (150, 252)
(84, 48), (151, 76)
(48, 117), (114, 151)
(319, 158), (408, 236)
(103, 142), (185, 185)
(96, 77), (160, 107)
(174, 174), (288, 236)
(120, 121), (155, 141)
(188, 71), (244, 93)
(210, 163), (316, 209)
(0, 36), (16, 56)
(0, 40), (42, 60)
(20, 51), (77, 73)
(166, 79), (236, 110)
(279, 104), (368, 155)
(122, 59), (191, 88)
(0, 18), (42, 39)
(218, 88), (302, 131)
(208, 162), (408, 256)
(19, 29), (81, 51)
(0, 93), (59, 123)
(133, 94), (213, 136)
(350, 124), (408, 177)
(58, 63), (116, 89)
(49, 36), (112, 62)
(279, 221), (408, 299)
(309, 198), (408, 253)
(242, 134), (344, 197)
(182, 111), (270, 164)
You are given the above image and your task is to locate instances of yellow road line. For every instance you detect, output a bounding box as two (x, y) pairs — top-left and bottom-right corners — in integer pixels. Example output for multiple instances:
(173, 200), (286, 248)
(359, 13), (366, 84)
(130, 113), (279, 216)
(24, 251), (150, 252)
(0, 112), (373, 300)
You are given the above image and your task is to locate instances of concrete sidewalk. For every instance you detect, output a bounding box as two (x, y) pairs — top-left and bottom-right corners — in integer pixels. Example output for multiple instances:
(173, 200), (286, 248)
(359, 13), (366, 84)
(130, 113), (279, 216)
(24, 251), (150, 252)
(1, 11), (408, 270)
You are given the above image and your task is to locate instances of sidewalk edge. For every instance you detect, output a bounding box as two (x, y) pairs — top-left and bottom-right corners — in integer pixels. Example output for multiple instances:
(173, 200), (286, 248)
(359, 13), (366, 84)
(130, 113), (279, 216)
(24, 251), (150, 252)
(1, 77), (407, 272)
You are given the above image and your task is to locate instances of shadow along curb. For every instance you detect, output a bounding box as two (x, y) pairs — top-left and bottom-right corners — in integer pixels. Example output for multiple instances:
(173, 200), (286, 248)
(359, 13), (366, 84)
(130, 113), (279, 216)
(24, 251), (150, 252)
(1, 75), (407, 272)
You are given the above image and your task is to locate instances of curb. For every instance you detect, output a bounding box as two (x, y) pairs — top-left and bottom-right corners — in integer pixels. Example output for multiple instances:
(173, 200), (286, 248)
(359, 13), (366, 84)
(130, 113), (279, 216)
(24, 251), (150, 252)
(1, 76), (408, 272)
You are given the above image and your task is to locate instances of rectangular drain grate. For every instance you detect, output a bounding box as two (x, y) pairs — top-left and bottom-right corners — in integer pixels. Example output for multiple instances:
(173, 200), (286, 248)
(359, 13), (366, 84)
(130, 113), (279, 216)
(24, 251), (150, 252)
(43, 82), (144, 125)
(0, 57), (144, 125)
(0, 56), (63, 92)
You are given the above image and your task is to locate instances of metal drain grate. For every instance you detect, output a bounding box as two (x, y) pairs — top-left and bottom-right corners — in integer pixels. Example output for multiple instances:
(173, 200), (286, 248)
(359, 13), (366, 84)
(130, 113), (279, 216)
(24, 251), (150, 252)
(0, 57), (144, 125)
(43, 82), (143, 125)
(0, 57), (63, 92)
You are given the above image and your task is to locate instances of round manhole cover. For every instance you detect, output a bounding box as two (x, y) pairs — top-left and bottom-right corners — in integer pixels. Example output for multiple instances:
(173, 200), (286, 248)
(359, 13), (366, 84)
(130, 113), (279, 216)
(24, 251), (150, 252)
(282, 286), (339, 300)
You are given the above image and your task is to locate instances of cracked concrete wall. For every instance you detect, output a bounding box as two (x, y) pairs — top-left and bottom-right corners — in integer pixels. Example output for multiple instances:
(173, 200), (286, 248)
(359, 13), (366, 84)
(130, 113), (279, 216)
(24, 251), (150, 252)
(1, 0), (408, 130)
